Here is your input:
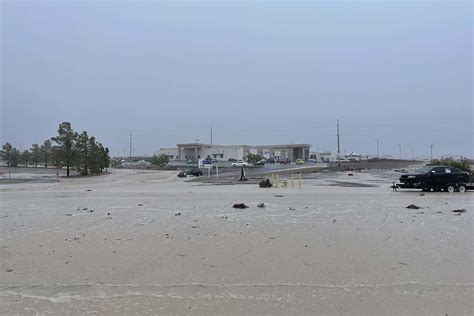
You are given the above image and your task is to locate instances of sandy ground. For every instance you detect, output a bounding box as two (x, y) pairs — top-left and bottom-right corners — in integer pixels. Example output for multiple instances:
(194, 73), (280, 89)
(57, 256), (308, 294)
(0, 168), (472, 315)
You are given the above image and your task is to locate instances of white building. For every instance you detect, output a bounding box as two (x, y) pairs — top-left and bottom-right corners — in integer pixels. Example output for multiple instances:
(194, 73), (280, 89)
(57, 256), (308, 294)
(158, 143), (311, 162)
(344, 152), (362, 161)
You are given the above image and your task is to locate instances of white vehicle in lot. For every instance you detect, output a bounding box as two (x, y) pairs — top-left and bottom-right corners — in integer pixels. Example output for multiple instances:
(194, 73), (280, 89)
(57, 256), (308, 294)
(231, 160), (250, 167)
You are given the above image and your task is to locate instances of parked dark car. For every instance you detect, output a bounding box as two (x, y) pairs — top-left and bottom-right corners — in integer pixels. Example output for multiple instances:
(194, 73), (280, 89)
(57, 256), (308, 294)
(178, 169), (203, 177)
(254, 159), (266, 166)
(279, 159), (291, 165)
(228, 158), (237, 162)
(398, 166), (469, 192)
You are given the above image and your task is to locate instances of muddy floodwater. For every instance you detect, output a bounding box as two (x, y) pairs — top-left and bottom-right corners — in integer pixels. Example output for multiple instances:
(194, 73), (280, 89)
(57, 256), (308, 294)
(0, 168), (472, 314)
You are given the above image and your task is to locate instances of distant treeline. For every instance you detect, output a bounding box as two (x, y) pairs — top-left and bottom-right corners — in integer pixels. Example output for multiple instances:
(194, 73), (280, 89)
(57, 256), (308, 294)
(1, 122), (110, 177)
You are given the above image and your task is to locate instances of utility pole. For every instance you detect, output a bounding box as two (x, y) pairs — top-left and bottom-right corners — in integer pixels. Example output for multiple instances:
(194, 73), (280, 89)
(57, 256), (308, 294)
(430, 144), (433, 162)
(376, 139), (379, 158)
(336, 119), (340, 160)
(210, 126), (213, 146)
(398, 144), (402, 160)
(412, 147), (415, 161)
(129, 131), (132, 160)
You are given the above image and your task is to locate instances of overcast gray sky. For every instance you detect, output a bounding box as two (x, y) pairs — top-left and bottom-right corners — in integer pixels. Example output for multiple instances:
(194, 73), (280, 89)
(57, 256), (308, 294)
(1, 0), (472, 158)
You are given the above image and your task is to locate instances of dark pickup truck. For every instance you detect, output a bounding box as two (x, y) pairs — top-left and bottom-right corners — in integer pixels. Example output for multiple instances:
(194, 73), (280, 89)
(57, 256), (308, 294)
(398, 166), (471, 192)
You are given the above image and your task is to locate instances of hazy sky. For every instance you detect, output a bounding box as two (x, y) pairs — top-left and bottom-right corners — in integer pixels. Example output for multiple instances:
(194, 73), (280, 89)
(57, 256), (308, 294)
(1, 0), (472, 158)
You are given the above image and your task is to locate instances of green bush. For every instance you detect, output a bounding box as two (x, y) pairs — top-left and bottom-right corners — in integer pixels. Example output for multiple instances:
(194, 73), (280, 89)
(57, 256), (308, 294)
(246, 153), (263, 165)
(428, 157), (471, 173)
(151, 154), (169, 167)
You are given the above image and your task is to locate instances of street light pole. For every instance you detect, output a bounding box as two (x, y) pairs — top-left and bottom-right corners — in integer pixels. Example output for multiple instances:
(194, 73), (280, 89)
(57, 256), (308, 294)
(336, 119), (340, 160)
(376, 139), (379, 158)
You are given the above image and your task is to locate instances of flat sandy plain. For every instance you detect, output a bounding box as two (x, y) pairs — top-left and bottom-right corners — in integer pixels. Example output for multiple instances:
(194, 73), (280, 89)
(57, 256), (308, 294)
(0, 168), (472, 315)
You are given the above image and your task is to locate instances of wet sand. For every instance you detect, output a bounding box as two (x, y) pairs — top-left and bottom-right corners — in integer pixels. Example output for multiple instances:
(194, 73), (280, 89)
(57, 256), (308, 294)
(1, 169), (472, 314)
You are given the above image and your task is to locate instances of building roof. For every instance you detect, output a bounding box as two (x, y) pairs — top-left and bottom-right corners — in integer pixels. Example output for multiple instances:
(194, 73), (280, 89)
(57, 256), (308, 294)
(252, 144), (311, 148)
(174, 143), (310, 148)
(177, 143), (212, 147)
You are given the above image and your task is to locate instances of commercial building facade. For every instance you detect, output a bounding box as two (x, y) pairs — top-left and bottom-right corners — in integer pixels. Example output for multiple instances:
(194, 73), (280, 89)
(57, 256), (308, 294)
(158, 143), (311, 162)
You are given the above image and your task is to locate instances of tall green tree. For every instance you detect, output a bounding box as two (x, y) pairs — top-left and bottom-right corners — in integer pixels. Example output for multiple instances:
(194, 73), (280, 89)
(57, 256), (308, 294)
(75, 131), (90, 175)
(51, 122), (78, 177)
(87, 136), (101, 174)
(9, 148), (20, 167)
(30, 144), (41, 167)
(51, 146), (62, 169)
(99, 145), (110, 171)
(41, 139), (53, 168)
(20, 150), (31, 167)
(1, 142), (13, 167)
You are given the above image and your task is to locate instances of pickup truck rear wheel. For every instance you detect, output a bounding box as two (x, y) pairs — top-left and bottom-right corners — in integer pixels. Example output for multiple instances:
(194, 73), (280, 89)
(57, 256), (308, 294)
(458, 185), (467, 193)
(447, 185), (455, 193)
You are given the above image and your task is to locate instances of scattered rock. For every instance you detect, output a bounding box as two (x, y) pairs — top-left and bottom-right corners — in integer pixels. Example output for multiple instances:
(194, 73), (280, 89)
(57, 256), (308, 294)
(348, 173), (354, 176)
(416, 211), (425, 214)
(406, 204), (423, 209)
(419, 193), (425, 196)
(191, 225), (199, 229)
(436, 211), (443, 214)
(332, 219), (336, 223)
(138, 204), (143, 206)
(233, 203), (249, 209)
(399, 261), (408, 266)
(257, 203), (265, 208)
(289, 207), (296, 211)
(89, 209), (94, 213)
(73, 236), (79, 241)
(6, 269), (14, 272)
(82, 208), (88, 211)
(274, 195), (284, 197)
(86, 189), (91, 192)
(66, 214), (73, 216)
(452, 209), (466, 214)
(175, 212), (181, 216)
(107, 212), (111, 216)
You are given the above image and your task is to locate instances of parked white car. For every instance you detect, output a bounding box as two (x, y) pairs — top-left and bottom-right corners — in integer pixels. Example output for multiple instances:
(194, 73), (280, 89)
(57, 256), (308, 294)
(232, 160), (250, 167)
